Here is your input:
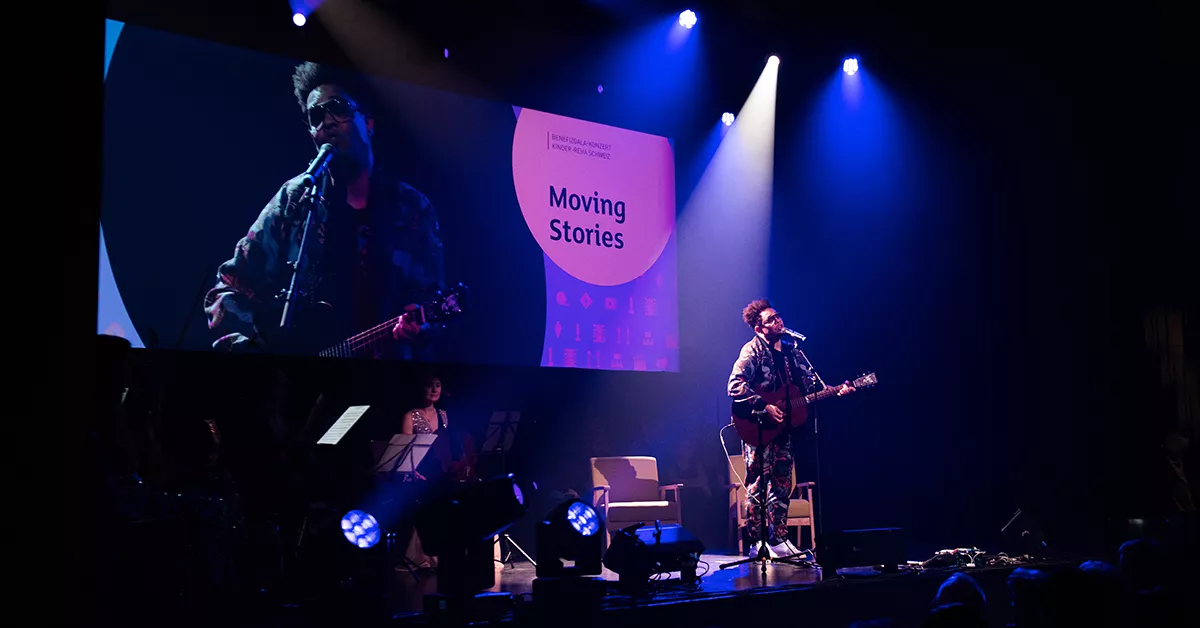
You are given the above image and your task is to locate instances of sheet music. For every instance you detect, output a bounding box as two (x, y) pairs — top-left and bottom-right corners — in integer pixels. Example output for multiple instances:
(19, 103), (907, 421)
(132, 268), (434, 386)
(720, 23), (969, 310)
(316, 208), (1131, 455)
(317, 405), (370, 445)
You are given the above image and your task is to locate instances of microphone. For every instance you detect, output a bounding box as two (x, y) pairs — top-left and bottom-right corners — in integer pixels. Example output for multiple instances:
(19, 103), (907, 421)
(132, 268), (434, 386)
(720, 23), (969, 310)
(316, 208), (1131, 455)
(783, 327), (807, 341)
(301, 143), (337, 186)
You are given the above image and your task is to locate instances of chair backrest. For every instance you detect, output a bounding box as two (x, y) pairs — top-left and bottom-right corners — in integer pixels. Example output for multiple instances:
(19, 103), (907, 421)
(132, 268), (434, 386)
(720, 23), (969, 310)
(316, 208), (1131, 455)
(590, 456), (661, 503)
(727, 454), (798, 488)
(728, 454), (746, 484)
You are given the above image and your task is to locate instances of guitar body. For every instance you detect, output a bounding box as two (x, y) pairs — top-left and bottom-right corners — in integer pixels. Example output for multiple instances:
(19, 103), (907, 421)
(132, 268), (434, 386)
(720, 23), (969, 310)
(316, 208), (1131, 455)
(249, 300), (339, 356)
(731, 372), (879, 447)
(732, 384), (811, 447)
(435, 429), (479, 482)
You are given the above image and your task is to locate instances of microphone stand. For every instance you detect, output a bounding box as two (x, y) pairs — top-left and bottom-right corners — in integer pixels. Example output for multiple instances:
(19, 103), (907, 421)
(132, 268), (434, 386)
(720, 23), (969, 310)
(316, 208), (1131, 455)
(794, 344), (826, 557)
(279, 170), (329, 331)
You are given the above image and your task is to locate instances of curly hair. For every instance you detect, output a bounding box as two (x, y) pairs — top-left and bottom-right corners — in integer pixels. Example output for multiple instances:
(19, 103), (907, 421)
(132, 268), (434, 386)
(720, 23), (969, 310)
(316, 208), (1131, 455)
(742, 298), (773, 329)
(291, 61), (371, 114)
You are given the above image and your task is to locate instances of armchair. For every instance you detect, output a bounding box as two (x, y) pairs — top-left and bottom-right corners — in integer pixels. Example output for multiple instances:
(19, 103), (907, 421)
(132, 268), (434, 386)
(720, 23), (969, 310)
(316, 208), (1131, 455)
(589, 456), (682, 546)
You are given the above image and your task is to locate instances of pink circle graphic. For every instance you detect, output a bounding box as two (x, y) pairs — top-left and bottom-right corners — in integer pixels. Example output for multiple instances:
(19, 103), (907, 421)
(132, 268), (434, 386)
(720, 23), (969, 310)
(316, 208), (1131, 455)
(512, 109), (675, 286)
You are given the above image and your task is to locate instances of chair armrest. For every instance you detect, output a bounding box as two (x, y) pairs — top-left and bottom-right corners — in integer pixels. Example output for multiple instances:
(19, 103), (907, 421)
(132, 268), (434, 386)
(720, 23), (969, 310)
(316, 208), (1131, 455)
(592, 485), (610, 509)
(793, 482), (815, 499)
(660, 484), (683, 501)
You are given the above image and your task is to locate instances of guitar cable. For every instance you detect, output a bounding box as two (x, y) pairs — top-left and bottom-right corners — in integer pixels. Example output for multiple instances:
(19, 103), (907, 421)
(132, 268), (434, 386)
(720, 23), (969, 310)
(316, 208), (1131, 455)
(719, 423), (762, 505)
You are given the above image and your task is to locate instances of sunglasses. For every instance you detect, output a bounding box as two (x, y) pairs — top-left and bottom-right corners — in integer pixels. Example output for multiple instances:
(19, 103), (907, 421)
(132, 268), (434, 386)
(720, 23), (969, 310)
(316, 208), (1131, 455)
(761, 313), (782, 325)
(306, 97), (359, 130)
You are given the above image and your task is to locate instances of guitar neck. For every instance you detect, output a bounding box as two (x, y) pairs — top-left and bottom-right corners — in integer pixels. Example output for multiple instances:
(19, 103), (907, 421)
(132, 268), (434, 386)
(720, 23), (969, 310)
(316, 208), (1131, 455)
(318, 316), (401, 358)
(805, 385), (843, 405)
(316, 284), (469, 358)
(777, 384), (840, 409)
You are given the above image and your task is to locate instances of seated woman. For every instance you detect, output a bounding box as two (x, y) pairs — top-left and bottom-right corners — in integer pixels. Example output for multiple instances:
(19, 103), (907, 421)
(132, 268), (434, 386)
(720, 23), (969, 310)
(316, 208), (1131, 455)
(398, 375), (446, 569)
(401, 376), (446, 462)
(405, 375), (478, 484)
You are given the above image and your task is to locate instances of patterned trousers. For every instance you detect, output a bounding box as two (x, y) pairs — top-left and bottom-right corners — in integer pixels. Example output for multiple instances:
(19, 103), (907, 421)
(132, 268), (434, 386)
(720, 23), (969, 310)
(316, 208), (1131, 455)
(743, 435), (793, 546)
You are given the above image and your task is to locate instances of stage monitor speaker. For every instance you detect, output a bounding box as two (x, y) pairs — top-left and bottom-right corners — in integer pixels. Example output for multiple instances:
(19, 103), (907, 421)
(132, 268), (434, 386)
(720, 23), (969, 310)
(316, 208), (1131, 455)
(818, 527), (906, 574)
(603, 522), (705, 586)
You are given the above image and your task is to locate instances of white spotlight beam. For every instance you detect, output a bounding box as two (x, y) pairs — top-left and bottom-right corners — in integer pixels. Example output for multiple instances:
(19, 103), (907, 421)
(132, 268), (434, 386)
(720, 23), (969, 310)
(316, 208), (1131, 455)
(677, 58), (778, 362)
(313, 0), (479, 96)
(680, 58), (778, 267)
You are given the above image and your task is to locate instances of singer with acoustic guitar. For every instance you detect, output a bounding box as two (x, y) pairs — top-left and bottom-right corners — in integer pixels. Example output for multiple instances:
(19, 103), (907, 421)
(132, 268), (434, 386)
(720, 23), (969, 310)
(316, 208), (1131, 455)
(203, 61), (447, 360)
(728, 299), (857, 560)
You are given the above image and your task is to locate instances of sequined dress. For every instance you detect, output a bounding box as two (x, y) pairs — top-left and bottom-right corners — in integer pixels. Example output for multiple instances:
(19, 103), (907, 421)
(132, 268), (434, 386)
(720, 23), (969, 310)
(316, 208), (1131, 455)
(410, 408), (446, 434)
(400, 408), (446, 481)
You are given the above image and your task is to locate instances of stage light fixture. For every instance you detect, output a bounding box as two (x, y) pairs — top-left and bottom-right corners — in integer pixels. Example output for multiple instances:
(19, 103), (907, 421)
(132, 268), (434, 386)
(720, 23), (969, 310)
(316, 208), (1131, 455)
(603, 522), (706, 589)
(415, 474), (529, 597)
(340, 509), (381, 548)
(843, 57), (859, 75)
(535, 499), (604, 577)
(678, 10), (698, 29)
(722, 112), (735, 126)
(767, 55), (780, 65)
(292, 12), (306, 27)
(597, 85), (604, 94)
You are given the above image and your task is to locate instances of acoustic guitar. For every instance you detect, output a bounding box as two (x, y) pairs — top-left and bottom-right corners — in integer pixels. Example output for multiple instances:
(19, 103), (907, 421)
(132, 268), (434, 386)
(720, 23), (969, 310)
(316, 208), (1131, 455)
(434, 427), (479, 482)
(732, 372), (878, 446)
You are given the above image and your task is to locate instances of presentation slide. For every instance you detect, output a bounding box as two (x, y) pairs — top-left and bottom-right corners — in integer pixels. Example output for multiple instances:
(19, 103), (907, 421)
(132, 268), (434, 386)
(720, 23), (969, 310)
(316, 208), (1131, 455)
(100, 20), (679, 371)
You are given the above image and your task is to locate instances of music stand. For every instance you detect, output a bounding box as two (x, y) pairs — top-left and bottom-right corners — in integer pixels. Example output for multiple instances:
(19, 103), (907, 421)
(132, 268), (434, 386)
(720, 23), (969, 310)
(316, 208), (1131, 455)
(371, 433), (438, 475)
(371, 434), (438, 580)
(481, 411), (520, 474)
(479, 411), (535, 567)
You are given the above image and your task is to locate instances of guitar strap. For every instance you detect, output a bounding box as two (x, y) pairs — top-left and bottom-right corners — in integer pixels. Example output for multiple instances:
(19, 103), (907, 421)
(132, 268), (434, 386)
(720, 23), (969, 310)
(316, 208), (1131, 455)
(781, 345), (794, 418)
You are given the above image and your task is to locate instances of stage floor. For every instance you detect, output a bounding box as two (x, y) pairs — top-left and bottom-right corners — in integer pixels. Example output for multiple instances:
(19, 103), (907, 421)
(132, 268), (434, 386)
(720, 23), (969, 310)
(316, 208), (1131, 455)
(390, 551), (824, 616)
(376, 554), (1061, 627)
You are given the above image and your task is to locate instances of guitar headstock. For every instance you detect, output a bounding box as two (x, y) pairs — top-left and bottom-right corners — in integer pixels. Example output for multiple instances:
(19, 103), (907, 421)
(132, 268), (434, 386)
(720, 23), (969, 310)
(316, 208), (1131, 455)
(421, 283), (469, 324)
(852, 372), (878, 389)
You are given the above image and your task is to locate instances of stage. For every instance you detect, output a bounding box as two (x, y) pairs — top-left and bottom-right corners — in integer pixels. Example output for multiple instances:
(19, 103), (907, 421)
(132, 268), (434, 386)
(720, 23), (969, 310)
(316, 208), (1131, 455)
(367, 553), (1064, 627)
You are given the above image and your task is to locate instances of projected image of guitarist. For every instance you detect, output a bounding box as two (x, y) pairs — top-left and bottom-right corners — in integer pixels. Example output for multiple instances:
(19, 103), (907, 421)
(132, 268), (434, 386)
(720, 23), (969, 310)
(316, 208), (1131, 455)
(728, 298), (857, 559)
(204, 61), (455, 360)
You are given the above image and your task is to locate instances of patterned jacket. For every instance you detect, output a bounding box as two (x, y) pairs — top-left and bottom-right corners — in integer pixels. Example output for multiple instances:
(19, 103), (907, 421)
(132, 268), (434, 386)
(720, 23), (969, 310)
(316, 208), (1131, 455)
(203, 167), (444, 355)
(728, 334), (819, 422)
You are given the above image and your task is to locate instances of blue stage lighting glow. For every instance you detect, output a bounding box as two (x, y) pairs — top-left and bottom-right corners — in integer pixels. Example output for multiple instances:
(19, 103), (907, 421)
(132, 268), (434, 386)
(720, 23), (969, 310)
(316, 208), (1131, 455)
(513, 483), (525, 505)
(341, 510), (381, 548)
(678, 10), (697, 29)
(843, 58), (859, 75)
(292, 13), (306, 27)
(722, 112), (735, 126)
(566, 502), (600, 536)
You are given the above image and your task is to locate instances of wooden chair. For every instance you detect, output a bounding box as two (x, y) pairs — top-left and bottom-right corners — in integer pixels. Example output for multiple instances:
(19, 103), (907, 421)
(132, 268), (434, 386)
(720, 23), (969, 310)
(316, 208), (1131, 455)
(726, 454), (815, 554)
(590, 456), (682, 546)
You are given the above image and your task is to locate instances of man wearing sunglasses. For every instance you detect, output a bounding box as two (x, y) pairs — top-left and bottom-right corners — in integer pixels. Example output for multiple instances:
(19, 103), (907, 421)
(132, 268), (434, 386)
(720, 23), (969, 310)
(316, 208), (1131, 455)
(204, 62), (444, 359)
(729, 298), (853, 560)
